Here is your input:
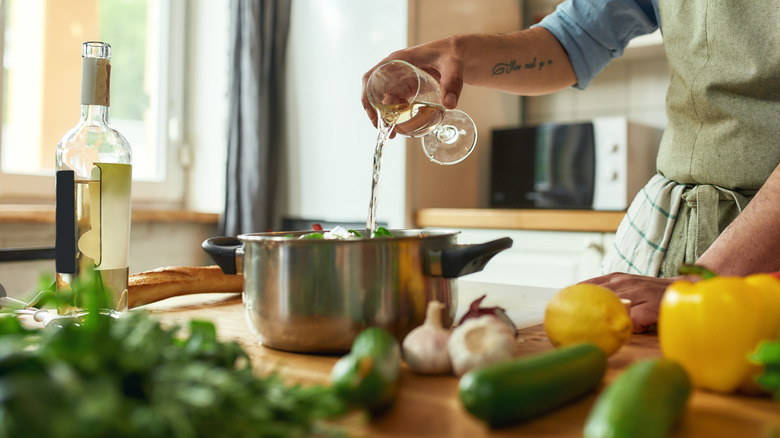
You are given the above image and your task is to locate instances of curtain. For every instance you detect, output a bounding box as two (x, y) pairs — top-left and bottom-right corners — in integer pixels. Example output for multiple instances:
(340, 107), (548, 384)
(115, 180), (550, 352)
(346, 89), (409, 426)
(222, 0), (291, 236)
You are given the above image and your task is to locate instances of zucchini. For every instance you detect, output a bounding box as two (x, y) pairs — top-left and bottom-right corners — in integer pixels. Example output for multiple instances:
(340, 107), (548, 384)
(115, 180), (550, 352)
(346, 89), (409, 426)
(330, 327), (401, 412)
(584, 358), (691, 438)
(459, 342), (607, 427)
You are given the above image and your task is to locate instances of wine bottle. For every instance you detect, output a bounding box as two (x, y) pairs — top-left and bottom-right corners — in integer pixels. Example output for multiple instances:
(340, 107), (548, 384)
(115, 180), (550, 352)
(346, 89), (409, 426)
(55, 41), (132, 313)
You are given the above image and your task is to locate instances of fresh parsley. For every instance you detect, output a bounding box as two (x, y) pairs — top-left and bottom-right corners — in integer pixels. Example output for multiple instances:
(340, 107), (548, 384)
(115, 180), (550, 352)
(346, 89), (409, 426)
(0, 271), (347, 438)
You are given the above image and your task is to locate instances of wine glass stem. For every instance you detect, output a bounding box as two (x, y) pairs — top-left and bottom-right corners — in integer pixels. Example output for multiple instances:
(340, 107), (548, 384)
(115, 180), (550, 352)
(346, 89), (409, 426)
(436, 125), (459, 144)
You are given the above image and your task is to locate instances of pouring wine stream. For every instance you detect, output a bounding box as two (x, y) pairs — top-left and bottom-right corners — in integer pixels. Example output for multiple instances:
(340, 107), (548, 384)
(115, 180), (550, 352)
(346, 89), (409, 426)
(366, 113), (397, 234)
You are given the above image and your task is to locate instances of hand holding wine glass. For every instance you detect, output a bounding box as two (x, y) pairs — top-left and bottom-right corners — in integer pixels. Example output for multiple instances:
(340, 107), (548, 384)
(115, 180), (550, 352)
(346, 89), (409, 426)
(365, 60), (477, 165)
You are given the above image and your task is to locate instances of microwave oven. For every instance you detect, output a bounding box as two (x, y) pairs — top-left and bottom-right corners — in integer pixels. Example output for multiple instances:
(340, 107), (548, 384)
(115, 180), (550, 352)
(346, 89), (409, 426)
(489, 117), (663, 211)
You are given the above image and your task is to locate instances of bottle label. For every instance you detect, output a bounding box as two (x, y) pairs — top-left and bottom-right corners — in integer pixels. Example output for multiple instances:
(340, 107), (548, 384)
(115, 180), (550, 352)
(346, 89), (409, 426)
(55, 170), (77, 274)
(94, 163), (132, 269)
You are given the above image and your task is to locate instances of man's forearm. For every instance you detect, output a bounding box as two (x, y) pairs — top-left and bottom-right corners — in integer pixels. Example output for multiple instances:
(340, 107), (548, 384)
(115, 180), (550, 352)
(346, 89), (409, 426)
(696, 164), (780, 275)
(456, 27), (577, 95)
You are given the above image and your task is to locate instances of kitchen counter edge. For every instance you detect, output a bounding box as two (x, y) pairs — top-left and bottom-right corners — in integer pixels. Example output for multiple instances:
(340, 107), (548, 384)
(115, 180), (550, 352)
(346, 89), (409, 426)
(415, 208), (625, 233)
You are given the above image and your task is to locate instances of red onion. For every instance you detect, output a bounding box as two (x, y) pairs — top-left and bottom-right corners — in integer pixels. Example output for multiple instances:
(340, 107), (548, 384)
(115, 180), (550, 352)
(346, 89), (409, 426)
(458, 294), (517, 336)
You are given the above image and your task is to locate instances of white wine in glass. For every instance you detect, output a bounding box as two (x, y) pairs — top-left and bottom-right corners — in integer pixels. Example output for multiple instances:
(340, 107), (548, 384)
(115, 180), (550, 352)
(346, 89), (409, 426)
(367, 60), (477, 165)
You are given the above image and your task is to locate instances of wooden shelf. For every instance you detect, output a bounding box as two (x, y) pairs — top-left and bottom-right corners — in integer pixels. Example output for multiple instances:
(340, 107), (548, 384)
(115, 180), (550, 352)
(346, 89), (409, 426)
(0, 204), (219, 225)
(415, 208), (625, 233)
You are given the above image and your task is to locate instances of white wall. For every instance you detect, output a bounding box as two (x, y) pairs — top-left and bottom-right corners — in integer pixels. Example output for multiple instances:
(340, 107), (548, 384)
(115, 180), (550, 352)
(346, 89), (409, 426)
(280, 0), (408, 229)
(185, 1), (230, 214)
(184, 1), (409, 228)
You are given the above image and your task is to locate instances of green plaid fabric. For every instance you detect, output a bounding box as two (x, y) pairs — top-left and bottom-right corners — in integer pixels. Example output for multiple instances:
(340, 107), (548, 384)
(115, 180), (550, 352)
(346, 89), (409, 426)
(601, 174), (686, 276)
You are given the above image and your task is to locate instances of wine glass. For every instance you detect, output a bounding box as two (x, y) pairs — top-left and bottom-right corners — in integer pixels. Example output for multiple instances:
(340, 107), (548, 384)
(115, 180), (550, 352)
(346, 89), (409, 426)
(366, 60), (478, 165)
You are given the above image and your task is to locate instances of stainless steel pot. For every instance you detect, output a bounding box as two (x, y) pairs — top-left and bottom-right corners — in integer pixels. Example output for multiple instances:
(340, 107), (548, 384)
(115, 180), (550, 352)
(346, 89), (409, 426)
(203, 229), (511, 353)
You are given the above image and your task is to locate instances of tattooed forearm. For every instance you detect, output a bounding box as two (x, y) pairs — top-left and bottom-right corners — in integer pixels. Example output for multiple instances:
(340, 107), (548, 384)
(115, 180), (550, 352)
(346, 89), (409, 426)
(492, 57), (554, 75)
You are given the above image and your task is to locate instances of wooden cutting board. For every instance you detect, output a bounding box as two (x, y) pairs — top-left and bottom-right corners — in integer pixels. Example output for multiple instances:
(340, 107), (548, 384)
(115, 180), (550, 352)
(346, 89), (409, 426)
(457, 280), (558, 328)
(140, 283), (780, 437)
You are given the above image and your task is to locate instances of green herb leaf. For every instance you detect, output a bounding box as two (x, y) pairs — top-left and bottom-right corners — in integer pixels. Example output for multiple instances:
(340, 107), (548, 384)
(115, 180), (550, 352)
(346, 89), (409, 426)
(372, 227), (392, 238)
(752, 338), (780, 400)
(299, 232), (326, 239)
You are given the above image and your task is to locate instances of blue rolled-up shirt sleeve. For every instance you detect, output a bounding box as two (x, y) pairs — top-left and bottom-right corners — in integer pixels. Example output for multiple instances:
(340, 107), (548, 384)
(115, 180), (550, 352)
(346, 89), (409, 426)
(535, 0), (660, 89)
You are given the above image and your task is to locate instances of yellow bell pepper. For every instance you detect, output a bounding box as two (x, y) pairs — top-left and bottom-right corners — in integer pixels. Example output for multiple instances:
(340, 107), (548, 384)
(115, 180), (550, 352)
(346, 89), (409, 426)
(659, 269), (780, 394)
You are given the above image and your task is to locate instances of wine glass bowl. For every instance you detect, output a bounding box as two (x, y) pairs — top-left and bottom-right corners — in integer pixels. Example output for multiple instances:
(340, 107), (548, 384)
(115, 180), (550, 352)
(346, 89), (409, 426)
(366, 60), (477, 165)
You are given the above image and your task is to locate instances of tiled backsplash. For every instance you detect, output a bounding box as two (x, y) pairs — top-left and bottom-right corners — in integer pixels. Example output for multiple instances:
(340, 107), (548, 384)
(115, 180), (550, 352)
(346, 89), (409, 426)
(523, 0), (670, 129)
(525, 53), (670, 128)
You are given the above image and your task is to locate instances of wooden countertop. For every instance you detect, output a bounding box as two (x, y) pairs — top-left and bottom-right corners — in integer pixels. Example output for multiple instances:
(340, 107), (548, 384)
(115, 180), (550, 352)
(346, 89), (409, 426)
(416, 208), (625, 233)
(140, 292), (780, 437)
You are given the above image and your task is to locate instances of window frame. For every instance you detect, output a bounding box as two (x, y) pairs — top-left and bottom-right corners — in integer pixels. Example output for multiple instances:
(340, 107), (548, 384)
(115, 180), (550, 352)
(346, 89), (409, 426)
(0, 0), (188, 206)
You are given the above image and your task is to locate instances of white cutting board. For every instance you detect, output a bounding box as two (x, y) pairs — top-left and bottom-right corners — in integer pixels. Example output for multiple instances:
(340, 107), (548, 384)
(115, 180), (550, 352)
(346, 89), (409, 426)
(455, 280), (560, 329)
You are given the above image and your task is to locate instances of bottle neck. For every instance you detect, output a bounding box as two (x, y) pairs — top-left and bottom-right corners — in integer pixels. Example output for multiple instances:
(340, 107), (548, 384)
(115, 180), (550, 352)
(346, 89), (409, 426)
(80, 104), (110, 124)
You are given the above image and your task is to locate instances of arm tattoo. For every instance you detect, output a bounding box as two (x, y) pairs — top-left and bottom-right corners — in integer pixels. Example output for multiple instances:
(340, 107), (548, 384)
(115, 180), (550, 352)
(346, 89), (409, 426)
(492, 57), (554, 75)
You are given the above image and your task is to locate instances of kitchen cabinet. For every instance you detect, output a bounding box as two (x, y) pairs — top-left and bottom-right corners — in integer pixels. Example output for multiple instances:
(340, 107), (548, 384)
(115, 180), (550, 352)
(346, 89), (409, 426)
(416, 207), (623, 288)
(456, 227), (615, 288)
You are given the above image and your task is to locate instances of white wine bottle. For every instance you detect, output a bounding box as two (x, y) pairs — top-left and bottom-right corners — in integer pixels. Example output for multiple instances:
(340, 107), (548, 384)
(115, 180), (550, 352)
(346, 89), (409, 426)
(55, 41), (132, 313)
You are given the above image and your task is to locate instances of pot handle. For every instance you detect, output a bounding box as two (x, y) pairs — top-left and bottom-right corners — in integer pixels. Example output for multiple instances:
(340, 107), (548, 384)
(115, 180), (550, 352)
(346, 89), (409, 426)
(202, 236), (244, 275)
(427, 237), (513, 278)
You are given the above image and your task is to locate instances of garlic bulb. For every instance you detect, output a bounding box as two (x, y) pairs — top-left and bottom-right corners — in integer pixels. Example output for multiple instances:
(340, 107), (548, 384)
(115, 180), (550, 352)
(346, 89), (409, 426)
(448, 315), (516, 376)
(402, 300), (452, 375)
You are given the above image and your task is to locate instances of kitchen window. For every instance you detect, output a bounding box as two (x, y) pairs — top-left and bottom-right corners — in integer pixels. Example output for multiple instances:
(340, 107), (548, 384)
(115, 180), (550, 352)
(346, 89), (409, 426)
(0, 0), (187, 205)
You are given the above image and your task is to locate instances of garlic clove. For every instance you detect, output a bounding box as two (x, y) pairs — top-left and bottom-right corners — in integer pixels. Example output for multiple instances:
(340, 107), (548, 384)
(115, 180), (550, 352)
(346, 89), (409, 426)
(402, 300), (453, 375)
(448, 315), (516, 377)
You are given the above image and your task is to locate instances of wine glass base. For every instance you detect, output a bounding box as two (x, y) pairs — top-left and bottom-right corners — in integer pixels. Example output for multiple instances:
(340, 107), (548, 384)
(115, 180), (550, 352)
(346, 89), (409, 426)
(422, 110), (477, 165)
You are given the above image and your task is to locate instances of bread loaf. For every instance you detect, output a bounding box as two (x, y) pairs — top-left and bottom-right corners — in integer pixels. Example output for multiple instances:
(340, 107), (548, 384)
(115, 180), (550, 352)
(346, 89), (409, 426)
(128, 265), (243, 308)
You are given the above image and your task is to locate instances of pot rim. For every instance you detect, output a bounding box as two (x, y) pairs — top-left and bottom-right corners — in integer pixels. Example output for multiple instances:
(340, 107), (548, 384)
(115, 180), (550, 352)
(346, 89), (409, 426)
(238, 228), (461, 243)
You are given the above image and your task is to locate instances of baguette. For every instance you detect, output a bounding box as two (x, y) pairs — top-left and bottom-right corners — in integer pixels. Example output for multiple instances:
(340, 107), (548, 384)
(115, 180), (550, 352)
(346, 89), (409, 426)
(128, 265), (243, 308)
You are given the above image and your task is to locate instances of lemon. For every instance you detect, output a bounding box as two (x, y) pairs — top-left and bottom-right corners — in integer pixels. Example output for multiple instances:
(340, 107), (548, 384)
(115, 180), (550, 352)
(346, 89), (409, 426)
(544, 284), (632, 357)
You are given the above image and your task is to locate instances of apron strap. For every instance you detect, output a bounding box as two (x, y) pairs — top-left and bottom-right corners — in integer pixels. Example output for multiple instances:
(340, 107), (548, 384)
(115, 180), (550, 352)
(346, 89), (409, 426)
(682, 184), (752, 261)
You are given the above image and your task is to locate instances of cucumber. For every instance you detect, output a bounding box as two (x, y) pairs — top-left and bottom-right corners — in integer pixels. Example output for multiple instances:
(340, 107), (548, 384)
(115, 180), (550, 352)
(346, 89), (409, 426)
(459, 342), (608, 427)
(584, 358), (691, 438)
(330, 327), (401, 412)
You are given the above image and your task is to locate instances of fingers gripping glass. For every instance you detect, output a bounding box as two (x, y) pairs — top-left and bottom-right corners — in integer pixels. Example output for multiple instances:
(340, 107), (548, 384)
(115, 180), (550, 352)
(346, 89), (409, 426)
(366, 60), (477, 165)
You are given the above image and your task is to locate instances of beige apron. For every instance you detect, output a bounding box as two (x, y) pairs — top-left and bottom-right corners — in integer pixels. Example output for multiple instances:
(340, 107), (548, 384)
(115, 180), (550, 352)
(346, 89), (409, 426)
(602, 0), (780, 277)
